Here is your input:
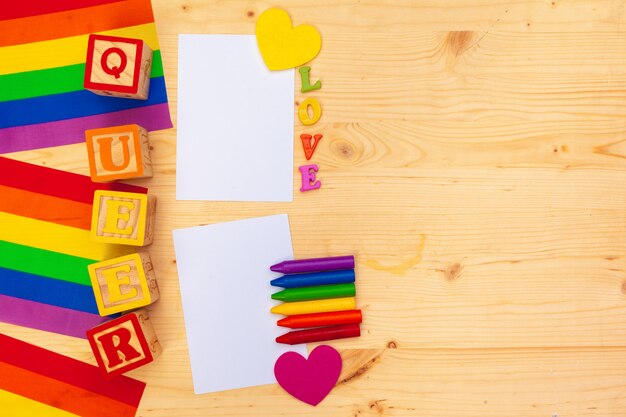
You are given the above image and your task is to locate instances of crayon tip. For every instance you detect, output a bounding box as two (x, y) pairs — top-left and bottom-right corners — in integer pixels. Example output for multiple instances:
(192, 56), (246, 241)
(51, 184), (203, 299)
(270, 276), (284, 287)
(270, 262), (284, 273)
(277, 317), (289, 327)
(270, 305), (281, 314)
(271, 291), (285, 301)
(275, 334), (291, 344)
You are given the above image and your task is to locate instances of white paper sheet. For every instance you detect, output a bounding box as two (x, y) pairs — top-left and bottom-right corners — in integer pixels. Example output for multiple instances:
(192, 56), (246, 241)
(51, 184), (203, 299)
(173, 214), (306, 394)
(176, 35), (295, 202)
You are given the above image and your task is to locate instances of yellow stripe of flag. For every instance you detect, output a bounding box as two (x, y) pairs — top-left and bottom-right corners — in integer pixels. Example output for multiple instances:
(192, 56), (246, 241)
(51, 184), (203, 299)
(0, 23), (160, 76)
(0, 389), (80, 417)
(0, 212), (134, 260)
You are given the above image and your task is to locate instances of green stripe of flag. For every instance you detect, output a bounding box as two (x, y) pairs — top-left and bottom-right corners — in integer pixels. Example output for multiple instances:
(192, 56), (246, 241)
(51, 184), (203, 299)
(0, 50), (164, 103)
(0, 240), (95, 286)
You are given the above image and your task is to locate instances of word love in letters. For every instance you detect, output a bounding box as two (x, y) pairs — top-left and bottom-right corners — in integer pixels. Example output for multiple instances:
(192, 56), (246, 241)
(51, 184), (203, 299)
(84, 34), (153, 100)
(254, 8), (325, 193)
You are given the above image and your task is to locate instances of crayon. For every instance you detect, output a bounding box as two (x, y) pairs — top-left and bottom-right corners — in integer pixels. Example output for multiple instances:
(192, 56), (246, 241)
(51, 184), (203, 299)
(276, 323), (361, 345)
(270, 269), (355, 288)
(270, 255), (354, 274)
(277, 310), (363, 329)
(271, 283), (355, 302)
(270, 297), (356, 316)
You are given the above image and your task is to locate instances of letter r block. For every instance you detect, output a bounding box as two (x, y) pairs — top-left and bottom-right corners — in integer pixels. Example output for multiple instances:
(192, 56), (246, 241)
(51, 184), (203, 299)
(87, 309), (161, 378)
(85, 124), (152, 182)
(84, 34), (153, 100)
(91, 190), (156, 246)
(88, 252), (160, 316)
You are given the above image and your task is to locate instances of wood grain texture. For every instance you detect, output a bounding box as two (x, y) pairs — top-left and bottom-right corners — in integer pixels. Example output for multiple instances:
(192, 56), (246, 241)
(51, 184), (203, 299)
(2, 0), (626, 415)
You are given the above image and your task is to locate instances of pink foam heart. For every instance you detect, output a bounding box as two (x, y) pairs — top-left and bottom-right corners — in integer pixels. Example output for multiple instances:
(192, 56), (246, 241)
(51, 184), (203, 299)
(274, 345), (342, 406)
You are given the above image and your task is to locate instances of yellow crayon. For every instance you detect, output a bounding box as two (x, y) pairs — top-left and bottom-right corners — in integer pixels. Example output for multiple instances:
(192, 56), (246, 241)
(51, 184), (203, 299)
(270, 297), (356, 316)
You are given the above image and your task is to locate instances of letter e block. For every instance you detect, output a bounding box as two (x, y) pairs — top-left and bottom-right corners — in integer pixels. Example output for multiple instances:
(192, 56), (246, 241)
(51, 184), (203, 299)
(85, 124), (152, 182)
(91, 190), (156, 246)
(88, 252), (160, 316)
(87, 309), (161, 378)
(84, 34), (153, 100)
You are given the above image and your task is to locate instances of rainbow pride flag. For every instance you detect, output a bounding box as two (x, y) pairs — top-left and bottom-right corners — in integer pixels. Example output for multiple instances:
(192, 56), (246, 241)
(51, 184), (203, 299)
(0, 0), (172, 154)
(0, 334), (146, 417)
(0, 156), (148, 338)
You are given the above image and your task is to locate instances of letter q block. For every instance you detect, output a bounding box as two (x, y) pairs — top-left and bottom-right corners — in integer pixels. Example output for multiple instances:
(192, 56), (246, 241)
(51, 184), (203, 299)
(84, 34), (153, 100)
(85, 124), (152, 182)
(91, 190), (156, 246)
(88, 252), (160, 316)
(87, 309), (161, 378)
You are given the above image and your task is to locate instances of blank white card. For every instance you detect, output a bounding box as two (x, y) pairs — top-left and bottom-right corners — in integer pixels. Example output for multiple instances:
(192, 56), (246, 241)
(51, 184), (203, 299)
(173, 214), (306, 394)
(176, 35), (295, 202)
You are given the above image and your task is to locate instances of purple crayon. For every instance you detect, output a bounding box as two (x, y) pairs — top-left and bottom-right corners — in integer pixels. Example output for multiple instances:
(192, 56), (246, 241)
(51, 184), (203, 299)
(270, 255), (355, 274)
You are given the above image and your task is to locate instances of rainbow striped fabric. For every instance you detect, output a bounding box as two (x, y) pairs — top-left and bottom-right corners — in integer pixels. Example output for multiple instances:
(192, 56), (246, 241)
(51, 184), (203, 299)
(0, 0), (172, 154)
(0, 156), (148, 338)
(0, 334), (146, 417)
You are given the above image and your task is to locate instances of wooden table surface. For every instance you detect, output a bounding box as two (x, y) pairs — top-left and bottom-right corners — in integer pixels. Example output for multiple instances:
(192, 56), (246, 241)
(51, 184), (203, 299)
(3, 0), (626, 415)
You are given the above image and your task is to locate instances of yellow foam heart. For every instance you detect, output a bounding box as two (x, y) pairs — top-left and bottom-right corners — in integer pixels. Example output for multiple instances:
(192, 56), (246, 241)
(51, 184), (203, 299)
(255, 8), (322, 71)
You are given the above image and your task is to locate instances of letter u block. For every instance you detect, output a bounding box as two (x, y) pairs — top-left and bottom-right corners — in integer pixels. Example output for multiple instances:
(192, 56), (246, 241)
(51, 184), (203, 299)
(87, 309), (161, 378)
(88, 252), (160, 316)
(84, 34), (153, 100)
(85, 124), (152, 182)
(91, 190), (156, 246)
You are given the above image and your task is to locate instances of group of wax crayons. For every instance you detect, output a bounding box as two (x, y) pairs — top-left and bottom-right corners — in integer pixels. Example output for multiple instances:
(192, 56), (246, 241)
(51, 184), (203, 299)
(270, 255), (362, 345)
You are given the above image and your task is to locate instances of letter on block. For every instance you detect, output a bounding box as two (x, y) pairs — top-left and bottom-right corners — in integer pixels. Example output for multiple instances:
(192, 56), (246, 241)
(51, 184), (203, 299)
(84, 34), (153, 100)
(87, 309), (161, 378)
(88, 252), (160, 316)
(85, 124), (153, 182)
(91, 190), (156, 246)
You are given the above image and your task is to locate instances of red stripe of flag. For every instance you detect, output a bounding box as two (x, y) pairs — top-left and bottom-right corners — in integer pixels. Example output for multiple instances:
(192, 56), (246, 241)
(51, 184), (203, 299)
(0, 156), (147, 205)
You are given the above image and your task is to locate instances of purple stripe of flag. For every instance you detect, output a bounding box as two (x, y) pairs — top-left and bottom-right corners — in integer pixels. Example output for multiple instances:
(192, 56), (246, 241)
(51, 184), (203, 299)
(0, 294), (109, 338)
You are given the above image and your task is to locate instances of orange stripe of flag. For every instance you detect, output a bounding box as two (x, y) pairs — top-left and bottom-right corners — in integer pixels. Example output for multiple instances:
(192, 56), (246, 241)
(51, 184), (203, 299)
(0, 185), (92, 230)
(0, 361), (139, 417)
(0, 0), (155, 47)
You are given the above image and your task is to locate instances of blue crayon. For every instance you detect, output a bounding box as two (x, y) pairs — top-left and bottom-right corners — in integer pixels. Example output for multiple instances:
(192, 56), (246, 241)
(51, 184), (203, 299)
(270, 269), (355, 288)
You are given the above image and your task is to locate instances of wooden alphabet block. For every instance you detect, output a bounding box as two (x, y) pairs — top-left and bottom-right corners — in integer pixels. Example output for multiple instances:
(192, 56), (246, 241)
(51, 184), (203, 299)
(87, 309), (161, 378)
(85, 124), (152, 182)
(84, 34), (153, 100)
(91, 190), (156, 246)
(88, 252), (160, 316)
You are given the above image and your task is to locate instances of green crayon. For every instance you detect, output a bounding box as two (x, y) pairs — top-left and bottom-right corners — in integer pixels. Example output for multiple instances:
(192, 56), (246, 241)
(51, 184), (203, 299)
(271, 283), (355, 302)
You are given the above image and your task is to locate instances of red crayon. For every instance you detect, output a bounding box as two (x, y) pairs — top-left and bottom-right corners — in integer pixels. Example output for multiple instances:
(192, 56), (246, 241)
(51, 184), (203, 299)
(277, 310), (363, 329)
(276, 323), (361, 345)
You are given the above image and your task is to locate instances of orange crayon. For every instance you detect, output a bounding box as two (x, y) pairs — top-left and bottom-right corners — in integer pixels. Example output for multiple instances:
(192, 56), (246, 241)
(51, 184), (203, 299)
(277, 310), (362, 329)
